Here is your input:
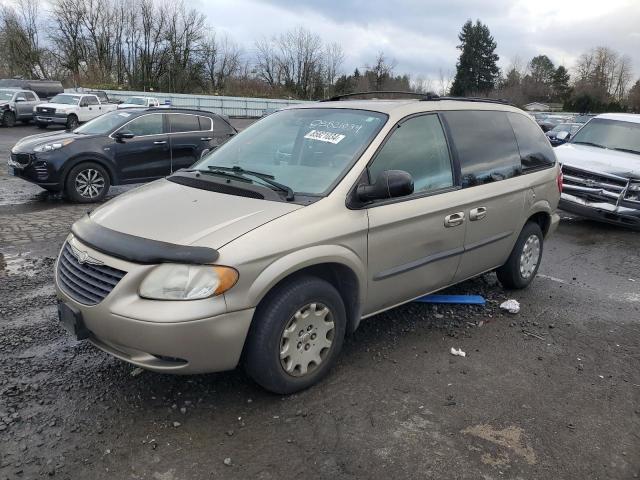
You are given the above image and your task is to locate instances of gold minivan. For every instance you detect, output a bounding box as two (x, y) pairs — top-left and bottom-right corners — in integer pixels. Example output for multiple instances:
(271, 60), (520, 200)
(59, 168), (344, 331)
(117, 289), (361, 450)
(55, 94), (561, 393)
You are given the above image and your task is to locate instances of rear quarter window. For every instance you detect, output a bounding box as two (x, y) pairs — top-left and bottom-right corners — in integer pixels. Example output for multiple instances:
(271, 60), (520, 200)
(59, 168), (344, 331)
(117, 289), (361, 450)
(507, 112), (556, 171)
(442, 110), (521, 187)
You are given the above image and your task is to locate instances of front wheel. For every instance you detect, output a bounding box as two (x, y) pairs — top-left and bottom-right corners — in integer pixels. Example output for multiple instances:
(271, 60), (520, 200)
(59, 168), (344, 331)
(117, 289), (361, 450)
(496, 222), (544, 289)
(66, 114), (79, 130)
(2, 111), (16, 127)
(244, 275), (346, 394)
(64, 162), (110, 203)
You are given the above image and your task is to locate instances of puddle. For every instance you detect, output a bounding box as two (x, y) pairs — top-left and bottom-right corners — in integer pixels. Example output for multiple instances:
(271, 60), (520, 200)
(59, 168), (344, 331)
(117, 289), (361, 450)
(0, 252), (37, 276)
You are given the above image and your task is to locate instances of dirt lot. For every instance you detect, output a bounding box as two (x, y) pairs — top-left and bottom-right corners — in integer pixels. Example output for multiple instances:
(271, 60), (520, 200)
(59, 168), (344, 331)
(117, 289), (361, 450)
(0, 123), (639, 480)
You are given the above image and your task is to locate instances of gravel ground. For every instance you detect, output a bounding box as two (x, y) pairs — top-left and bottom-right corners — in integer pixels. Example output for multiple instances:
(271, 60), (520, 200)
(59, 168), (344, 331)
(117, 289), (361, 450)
(0, 122), (639, 480)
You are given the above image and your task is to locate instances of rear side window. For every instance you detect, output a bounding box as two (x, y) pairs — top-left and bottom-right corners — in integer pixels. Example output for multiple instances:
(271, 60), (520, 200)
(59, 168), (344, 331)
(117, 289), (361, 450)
(198, 116), (213, 131)
(443, 111), (521, 187)
(507, 113), (555, 171)
(169, 114), (200, 133)
(369, 114), (453, 194)
(212, 116), (233, 133)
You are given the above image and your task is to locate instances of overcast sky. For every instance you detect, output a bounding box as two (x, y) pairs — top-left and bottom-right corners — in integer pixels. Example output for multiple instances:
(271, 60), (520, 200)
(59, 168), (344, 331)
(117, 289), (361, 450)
(196, 0), (640, 82)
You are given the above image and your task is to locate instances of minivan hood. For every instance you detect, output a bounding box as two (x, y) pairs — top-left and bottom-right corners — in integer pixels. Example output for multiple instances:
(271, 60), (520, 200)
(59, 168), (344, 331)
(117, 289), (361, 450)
(556, 143), (640, 178)
(89, 179), (302, 249)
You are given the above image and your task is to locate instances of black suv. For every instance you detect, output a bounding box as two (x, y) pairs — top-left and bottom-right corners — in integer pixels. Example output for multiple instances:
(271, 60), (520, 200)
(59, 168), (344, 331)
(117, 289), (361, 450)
(8, 108), (237, 202)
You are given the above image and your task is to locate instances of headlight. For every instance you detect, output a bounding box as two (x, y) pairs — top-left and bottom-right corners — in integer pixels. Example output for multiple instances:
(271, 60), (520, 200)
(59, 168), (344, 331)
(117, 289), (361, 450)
(139, 264), (238, 300)
(34, 138), (74, 152)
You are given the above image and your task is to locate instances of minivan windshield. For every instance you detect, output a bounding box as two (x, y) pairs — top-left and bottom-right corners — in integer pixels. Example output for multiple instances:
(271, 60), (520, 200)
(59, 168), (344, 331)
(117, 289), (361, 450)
(74, 110), (133, 135)
(192, 108), (387, 195)
(49, 94), (80, 105)
(571, 118), (640, 155)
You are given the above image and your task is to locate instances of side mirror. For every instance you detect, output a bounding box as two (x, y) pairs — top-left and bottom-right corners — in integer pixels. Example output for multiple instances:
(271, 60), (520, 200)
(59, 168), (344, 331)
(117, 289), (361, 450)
(114, 131), (135, 141)
(556, 131), (569, 140)
(357, 170), (414, 203)
(15, 97), (25, 102)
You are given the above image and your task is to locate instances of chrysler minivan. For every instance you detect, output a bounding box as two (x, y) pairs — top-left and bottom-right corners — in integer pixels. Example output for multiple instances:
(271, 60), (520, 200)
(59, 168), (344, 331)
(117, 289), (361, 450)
(55, 94), (561, 393)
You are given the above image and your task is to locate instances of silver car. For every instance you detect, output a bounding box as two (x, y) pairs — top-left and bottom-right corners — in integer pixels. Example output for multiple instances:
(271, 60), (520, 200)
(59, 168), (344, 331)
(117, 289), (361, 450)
(55, 96), (561, 393)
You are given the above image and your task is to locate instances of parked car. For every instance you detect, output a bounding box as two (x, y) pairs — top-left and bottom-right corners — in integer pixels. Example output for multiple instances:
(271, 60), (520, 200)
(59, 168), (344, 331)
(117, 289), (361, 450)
(0, 78), (63, 99)
(8, 108), (237, 201)
(53, 96), (561, 393)
(118, 96), (161, 109)
(545, 123), (582, 146)
(0, 88), (42, 126)
(556, 113), (640, 229)
(86, 90), (119, 107)
(33, 93), (118, 130)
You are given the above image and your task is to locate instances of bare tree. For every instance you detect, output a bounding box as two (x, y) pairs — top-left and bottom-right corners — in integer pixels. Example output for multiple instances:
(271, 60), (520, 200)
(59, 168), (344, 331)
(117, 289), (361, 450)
(366, 52), (396, 90)
(323, 42), (344, 86)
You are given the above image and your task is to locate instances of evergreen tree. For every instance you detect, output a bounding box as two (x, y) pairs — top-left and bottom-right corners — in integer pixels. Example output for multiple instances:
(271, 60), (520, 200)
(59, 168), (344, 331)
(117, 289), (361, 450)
(450, 20), (500, 96)
(552, 66), (571, 101)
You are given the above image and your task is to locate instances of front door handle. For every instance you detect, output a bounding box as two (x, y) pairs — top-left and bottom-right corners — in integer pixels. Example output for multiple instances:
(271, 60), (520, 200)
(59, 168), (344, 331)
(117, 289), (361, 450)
(470, 206), (487, 221)
(153, 140), (167, 145)
(444, 212), (465, 227)
(200, 137), (213, 141)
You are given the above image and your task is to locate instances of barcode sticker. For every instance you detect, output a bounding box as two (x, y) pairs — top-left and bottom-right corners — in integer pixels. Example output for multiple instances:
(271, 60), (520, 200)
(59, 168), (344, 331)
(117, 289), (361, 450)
(304, 130), (346, 144)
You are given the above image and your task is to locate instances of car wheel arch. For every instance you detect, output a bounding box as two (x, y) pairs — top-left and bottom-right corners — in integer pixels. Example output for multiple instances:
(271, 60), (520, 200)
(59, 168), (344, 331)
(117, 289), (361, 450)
(62, 156), (117, 186)
(245, 248), (366, 335)
(525, 202), (553, 236)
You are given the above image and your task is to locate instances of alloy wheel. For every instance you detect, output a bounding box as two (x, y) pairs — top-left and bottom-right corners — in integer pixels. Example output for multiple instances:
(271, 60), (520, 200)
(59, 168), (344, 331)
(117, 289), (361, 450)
(75, 169), (105, 199)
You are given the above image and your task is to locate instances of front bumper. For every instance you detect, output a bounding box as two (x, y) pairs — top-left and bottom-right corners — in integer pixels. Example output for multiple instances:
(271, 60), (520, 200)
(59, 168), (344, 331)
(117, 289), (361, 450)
(35, 114), (68, 125)
(559, 195), (640, 229)
(55, 236), (254, 374)
(8, 153), (61, 187)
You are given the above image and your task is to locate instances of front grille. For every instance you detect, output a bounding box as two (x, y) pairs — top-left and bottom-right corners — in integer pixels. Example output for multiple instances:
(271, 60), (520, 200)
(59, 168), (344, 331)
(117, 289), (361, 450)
(11, 153), (32, 167)
(36, 107), (55, 115)
(562, 165), (629, 205)
(57, 242), (126, 305)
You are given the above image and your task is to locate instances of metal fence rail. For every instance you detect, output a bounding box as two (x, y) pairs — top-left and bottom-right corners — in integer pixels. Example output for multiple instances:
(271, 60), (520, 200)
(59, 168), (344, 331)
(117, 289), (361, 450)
(65, 88), (310, 117)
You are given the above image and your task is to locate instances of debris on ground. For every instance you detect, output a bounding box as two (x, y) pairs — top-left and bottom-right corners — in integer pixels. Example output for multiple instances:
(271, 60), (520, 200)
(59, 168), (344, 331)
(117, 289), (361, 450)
(500, 299), (521, 314)
(130, 367), (144, 377)
(450, 347), (466, 357)
(223, 457), (232, 466)
(415, 294), (486, 305)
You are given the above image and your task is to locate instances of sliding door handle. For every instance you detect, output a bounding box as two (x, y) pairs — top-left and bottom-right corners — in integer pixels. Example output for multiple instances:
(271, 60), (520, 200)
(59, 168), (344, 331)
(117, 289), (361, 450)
(470, 206), (487, 221)
(444, 212), (465, 227)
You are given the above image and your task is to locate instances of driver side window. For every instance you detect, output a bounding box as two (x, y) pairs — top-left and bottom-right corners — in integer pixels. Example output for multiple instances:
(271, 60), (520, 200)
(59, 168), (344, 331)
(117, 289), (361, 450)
(368, 114), (453, 194)
(124, 114), (164, 136)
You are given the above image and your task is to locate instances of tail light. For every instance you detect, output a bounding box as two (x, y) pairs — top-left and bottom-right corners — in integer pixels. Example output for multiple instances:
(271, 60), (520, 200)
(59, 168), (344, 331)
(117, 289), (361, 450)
(557, 168), (563, 193)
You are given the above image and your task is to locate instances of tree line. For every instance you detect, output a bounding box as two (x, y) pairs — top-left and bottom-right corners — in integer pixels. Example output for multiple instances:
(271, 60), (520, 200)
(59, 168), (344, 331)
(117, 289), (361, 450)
(0, 0), (638, 112)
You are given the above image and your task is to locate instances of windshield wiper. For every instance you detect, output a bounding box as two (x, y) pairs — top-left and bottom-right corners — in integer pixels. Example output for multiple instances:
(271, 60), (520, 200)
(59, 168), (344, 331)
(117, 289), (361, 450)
(206, 165), (295, 201)
(573, 141), (606, 149)
(201, 167), (252, 183)
(612, 147), (640, 156)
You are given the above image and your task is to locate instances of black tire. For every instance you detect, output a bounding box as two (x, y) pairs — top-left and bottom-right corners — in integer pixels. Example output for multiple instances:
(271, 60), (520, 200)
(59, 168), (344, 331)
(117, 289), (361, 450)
(2, 111), (16, 127)
(496, 222), (544, 290)
(64, 162), (110, 203)
(36, 122), (48, 129)
(244, 275), (346, 394)
(66, 114), (79, 130)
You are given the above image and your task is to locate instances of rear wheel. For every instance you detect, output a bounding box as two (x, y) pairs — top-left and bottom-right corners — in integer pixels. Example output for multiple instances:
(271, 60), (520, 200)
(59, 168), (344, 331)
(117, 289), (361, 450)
(2, 111), (16, 127)
(66, 114), (79, 130)
(244, 275), (346, 394)
(64, 162), (110, 203)
(496, 222), (544, 289)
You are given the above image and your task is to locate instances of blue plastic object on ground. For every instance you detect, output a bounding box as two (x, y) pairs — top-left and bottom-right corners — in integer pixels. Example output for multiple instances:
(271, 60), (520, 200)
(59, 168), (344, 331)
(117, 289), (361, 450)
(413, 294), (486, 305)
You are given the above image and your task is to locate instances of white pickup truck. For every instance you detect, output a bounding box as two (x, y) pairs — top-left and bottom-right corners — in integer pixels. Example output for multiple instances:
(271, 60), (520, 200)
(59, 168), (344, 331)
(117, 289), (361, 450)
(34, 93), (117, 130)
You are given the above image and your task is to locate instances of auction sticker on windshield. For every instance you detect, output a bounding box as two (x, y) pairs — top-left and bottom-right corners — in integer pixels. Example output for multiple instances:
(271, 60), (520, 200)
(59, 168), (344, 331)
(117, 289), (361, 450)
(304, 130), (346, 144)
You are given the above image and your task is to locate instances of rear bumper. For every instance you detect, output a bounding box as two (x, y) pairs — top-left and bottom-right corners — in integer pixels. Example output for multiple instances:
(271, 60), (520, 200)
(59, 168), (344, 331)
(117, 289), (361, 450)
(559, 195), (640, 229)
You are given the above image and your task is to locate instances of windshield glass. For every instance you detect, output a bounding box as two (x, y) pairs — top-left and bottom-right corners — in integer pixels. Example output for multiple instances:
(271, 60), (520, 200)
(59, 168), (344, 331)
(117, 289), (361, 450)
(50, 94), (80, 105)
(571, 118), (640, 154)
(123, 97), (146, 105)
(551, 123), (572, 133)
(74, 110), (133, 135)
(0, 90), (15, 100)
(192, 108), (387, 195)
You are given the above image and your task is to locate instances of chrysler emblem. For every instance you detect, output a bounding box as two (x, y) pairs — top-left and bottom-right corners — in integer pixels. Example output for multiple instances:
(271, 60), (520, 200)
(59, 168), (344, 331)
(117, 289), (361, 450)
(69, 244), (103, 266)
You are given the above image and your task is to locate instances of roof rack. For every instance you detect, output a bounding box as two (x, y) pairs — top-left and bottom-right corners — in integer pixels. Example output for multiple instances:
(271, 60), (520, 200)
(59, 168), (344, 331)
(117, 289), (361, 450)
(321, 91), (440, 102)
(321, 91), (510, 105)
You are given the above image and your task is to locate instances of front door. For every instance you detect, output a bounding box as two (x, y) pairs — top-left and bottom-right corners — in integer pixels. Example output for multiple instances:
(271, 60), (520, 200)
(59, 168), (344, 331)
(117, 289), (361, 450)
(364, 114), (466, 315)
(114, 113), (171, 181)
